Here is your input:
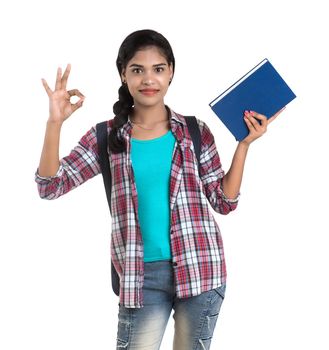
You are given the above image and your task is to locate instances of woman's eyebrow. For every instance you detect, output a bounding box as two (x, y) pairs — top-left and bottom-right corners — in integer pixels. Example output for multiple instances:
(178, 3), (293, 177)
(128, 63), (167, 68)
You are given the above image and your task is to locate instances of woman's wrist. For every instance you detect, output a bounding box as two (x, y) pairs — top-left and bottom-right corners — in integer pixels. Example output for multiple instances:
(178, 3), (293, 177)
(46, 118), (64, 129)
(237, 140), (251, 152)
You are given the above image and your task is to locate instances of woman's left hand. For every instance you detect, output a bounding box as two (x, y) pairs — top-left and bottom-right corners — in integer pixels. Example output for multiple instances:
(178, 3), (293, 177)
(241, 107), (286, 145)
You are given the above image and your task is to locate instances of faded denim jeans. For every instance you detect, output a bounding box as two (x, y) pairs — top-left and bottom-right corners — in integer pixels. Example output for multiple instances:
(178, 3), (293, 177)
(116, 260), (226, 350)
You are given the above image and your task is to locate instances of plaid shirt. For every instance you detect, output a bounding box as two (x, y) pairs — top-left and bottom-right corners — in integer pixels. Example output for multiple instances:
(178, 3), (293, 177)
(35, 108), (239, 308)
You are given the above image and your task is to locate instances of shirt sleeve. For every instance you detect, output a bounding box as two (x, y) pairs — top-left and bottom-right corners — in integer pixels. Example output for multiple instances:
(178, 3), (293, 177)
(35, 126), (101, 200)
(197, 119), (239, 215)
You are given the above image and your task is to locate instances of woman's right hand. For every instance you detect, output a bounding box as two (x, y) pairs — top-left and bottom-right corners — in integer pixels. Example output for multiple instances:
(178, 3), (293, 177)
(41, 64), (85, 124)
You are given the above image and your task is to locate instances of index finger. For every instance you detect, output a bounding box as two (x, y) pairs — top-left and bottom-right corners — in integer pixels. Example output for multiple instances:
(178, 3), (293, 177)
(61, 63), (71, 90)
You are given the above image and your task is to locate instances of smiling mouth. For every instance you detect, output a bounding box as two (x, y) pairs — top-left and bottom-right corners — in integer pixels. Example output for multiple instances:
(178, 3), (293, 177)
(139, 89), (159, 95)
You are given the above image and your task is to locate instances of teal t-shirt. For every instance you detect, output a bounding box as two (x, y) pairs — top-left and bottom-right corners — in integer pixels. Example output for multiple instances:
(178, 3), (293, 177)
(131, 130), (176, 262)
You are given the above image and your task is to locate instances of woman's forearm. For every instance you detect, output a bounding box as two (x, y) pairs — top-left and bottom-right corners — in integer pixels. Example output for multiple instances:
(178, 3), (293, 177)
(38, 120), (63, 177)
(222, 141), (250, 199)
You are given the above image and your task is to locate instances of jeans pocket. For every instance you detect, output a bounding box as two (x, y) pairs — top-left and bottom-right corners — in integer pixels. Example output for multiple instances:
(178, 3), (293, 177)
(214, 284), (226, 300)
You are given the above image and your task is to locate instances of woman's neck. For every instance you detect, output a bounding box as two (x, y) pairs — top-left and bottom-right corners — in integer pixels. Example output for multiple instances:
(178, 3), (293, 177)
(131, 104), (169, 125)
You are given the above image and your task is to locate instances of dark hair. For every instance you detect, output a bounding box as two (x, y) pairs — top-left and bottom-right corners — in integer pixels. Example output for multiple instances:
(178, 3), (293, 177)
(108, 29), (175, 153)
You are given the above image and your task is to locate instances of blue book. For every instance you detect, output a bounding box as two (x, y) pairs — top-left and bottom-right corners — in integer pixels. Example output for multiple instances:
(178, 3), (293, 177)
(209, 58), (296, 141)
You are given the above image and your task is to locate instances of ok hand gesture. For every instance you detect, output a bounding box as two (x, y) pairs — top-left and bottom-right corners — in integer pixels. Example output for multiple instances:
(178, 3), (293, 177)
(42, 64), (85, 124)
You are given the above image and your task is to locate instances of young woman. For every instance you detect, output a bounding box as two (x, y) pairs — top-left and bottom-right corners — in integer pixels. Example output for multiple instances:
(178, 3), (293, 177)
(36, 29), (282, 350)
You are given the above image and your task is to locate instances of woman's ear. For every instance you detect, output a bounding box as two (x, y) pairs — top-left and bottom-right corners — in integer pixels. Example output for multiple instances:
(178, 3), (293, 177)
(121, 69), (126, 84)
(169, 64), (174, 83)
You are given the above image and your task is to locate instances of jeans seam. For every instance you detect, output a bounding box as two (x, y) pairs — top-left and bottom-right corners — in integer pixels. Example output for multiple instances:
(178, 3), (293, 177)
(117, 308), (133, 349)
(192, 295), (214, 350)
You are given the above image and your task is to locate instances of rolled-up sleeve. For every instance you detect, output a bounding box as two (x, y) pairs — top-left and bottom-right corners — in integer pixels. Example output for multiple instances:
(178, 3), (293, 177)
(198, 119), (239, 215)
(35, 126), (101, 200)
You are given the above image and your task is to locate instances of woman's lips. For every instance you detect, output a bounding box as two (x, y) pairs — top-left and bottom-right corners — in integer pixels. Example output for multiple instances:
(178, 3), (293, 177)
(139, 89), (159, 96)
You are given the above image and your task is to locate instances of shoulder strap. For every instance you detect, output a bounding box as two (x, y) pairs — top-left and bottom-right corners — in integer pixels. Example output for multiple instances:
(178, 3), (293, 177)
(96, 121), (112, 214)
(96, 121), (120, 297)
(184, 116), (202, 177)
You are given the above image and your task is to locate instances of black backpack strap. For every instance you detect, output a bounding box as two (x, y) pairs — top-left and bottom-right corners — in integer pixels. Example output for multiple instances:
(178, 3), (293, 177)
(96, 121), (112, 214)
(95, 121), (120, 296)
(184, 116), (202, 177)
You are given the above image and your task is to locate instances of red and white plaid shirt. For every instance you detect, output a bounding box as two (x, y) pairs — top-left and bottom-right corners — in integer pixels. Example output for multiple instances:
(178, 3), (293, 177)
(35, 108), (239, 308)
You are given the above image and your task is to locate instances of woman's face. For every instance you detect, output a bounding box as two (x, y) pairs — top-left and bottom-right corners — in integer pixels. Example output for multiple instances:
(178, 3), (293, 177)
(121, 46), (173, 109)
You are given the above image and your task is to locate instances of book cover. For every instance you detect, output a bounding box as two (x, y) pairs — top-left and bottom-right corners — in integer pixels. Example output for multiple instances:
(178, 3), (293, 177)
(209, 58), (296, 141)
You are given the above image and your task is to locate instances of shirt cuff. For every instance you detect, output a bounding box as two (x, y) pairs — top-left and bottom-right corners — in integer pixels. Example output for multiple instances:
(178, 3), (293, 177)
(35, 165), (63, 182)
(222, 191), (240, 203)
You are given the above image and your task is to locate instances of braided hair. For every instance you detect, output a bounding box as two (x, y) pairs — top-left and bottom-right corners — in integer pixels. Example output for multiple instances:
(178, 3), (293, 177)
(109, 29), (175, 153)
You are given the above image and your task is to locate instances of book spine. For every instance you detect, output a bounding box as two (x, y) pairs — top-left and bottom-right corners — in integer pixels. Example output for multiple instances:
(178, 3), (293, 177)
(209, 58), (268, 106)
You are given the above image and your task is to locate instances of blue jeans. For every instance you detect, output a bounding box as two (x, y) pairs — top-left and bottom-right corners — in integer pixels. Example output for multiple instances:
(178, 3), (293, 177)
(116, 260), (226, 350)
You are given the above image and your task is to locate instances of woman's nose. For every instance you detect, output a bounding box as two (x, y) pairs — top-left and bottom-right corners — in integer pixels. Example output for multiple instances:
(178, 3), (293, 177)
(142, 71), (155, 85)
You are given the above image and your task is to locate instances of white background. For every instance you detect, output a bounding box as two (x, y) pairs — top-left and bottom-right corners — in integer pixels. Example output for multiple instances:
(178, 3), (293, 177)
(1, 0), (328, 349)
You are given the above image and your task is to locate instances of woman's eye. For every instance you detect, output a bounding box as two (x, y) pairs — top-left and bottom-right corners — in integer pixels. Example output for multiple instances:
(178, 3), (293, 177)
(131, 67), (164, 74)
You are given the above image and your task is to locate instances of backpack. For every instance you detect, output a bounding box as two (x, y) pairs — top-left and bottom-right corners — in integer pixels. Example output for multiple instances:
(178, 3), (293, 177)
(96, 116), (201, 296)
